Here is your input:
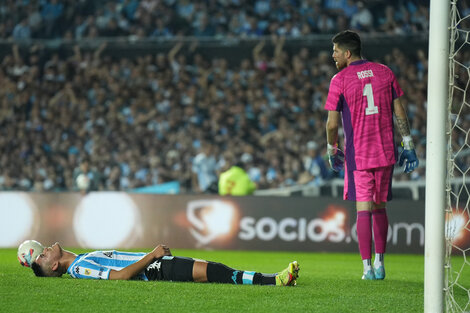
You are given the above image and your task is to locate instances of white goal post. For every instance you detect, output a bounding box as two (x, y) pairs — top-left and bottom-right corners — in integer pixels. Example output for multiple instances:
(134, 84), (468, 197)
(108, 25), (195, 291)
(424, 0), (449, 312)
(426, 1), (470, 312)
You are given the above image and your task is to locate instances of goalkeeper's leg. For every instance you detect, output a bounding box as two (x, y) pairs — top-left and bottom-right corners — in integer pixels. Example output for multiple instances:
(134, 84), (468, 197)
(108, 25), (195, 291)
(372, 205), (387, 280)
(356, 205), (374, 280)
(350, 169), (384, 280)
(371, 166), (393, 280)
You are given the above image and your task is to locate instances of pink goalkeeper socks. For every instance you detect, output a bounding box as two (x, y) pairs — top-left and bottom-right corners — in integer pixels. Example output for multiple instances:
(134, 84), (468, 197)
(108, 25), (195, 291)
(372, 208), (389, 254)
(356, 211), (372, 260)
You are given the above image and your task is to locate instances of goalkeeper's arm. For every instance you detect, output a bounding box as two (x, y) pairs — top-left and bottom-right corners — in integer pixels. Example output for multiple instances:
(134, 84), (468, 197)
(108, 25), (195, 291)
(393, 97), (419, 173)
(326, 111), (344, 172)
(326, 111), (340, 148)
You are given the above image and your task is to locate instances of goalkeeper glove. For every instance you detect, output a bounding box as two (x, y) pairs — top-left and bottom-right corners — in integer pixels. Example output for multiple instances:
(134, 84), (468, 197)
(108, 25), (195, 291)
(398, 136), (419, 173)
(327, 143), (344, 172)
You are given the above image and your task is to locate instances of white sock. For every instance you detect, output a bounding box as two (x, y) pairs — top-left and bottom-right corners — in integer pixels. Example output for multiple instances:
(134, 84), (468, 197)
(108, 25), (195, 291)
(374, 253), (384, 268)
(363, 259), (372, 273)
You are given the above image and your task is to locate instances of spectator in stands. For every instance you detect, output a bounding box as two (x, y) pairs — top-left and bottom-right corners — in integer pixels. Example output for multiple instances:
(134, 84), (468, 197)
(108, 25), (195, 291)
(219, 161), (257, 196)
(0, 0), (430, 40)
(317, 13), (335, 33)
(350, 2), (373, 32)
(41, 0), (64, 38)
(72, 158), (101, 192)
(0, 31), (432, 192)
(299, 141), (331, 186)
(192, 142), (219, 194)
(12, 17), (31, 40)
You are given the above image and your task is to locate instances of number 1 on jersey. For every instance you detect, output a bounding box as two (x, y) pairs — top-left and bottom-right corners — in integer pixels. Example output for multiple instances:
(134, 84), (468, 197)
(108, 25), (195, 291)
(363, 83), (379, 115)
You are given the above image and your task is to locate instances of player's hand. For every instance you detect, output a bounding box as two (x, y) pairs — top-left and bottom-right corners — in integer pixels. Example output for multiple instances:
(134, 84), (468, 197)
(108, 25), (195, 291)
(152, 244), (172, 259)
(398, 149), (419, 173)
(328, 149), (345, 172)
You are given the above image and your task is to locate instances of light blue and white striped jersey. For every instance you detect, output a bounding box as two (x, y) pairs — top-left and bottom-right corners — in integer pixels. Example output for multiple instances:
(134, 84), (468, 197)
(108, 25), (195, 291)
(67, 250), (147, 280)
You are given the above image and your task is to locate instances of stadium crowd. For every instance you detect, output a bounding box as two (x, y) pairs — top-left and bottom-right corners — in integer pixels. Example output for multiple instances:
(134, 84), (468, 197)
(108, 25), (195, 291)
(0, 1), (468, 193)
(0, 0), (431, 40)
(0, 32), (438, 193)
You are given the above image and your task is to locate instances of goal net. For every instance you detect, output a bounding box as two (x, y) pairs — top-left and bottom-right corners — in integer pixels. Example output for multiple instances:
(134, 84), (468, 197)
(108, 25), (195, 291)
(445, 1), (470, 312)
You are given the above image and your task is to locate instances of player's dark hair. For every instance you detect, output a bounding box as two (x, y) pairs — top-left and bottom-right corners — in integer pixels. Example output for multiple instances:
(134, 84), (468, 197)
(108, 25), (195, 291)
(31, 261), (46, 277)
(332, 30), (362, 57)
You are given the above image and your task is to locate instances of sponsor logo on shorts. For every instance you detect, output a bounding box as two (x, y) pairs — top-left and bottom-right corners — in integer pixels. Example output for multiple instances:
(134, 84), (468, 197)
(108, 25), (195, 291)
(103, 252), (113, 258)
(147, 260), (161, 271)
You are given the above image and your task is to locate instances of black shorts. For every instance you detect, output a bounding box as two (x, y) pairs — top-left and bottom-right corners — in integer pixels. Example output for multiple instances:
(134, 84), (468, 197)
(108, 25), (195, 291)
(144, 256), (195, 282)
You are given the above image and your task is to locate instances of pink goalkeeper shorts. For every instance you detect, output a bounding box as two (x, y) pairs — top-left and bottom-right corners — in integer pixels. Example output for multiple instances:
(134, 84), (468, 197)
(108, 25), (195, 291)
(344, 165), (394, 203)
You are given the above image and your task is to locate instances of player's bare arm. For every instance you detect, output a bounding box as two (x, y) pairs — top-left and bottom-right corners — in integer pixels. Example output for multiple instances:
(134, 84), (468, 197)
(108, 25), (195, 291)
(326, 110), (344, 172)
(326, 111), (340, 146)
(109, 244), (172, 280)
(393, 97), (412, 138)
(393, 97), (418, 172)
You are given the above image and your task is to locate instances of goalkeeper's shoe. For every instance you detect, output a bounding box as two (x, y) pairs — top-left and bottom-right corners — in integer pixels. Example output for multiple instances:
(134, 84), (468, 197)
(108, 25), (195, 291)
(362, 269), (376, 280)
(374, 266), (385, 280)
(275, 261), (300, 286)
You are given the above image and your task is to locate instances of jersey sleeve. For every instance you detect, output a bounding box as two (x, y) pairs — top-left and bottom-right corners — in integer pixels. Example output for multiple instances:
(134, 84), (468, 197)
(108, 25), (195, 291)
(390, 70), (404, 99)
(324, 74), (344, 111)
(69, 259), (111, 280)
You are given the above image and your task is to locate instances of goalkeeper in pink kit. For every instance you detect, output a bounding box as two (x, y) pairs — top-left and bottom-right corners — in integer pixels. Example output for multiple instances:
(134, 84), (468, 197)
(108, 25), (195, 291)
(324, 30), (419, 280)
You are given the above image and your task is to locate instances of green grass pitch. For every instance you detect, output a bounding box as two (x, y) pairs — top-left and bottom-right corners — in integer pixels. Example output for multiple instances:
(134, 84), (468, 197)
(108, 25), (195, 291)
(0, 248), (468, 312)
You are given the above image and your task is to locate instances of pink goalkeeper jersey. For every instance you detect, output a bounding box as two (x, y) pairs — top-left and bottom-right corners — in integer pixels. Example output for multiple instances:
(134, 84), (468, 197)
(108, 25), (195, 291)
(325, 60), (404, 171)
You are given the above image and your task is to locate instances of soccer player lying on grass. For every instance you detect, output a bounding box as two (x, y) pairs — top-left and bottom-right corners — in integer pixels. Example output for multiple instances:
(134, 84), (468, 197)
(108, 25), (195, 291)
(31, 242), (299, 286)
